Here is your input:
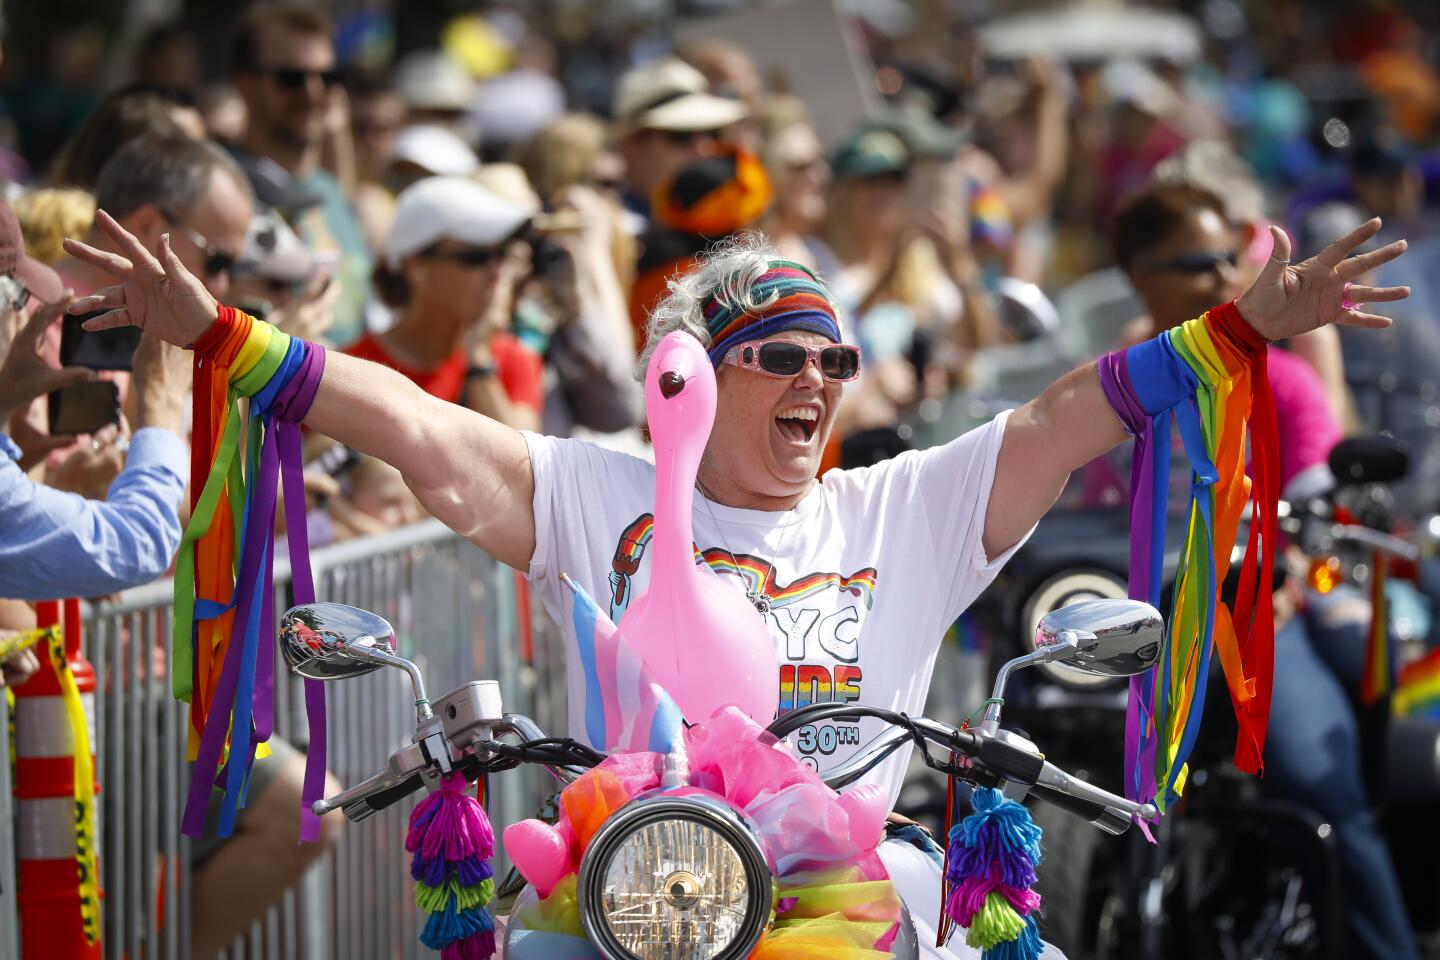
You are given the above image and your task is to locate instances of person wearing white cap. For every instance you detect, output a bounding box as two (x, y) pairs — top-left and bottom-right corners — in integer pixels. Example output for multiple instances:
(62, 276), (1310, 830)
(345, 176), (544, 431)
(393, 50), (478, 132)
(611, 57), (748, 218)
(386, 123), (479, 193)
(230, 208), (341, 345)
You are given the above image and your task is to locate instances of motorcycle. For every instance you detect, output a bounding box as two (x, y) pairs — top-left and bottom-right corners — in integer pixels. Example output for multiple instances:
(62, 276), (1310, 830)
(956, 436), (1440, 959)
(278, 597), (1169, 959)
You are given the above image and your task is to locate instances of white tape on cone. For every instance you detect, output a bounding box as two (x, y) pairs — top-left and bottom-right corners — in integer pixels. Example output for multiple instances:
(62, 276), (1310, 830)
(14, 694), (96, 758)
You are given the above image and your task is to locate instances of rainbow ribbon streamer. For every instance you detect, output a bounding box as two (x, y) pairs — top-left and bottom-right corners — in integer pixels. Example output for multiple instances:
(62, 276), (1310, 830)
(1360, 550), (1393, 704)
(1393, 647), (1440, 718)
(1098, 302), (1279, 812)
(175, 307), (330, 841)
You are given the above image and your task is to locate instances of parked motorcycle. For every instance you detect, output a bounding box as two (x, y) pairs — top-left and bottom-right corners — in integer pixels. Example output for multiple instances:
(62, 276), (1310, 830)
(956, 437), (1440, 959)
(279, 597), (1168, 959)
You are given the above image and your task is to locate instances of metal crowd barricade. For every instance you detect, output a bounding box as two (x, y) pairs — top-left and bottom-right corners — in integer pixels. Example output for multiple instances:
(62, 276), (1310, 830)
(1, 519), (567, 960)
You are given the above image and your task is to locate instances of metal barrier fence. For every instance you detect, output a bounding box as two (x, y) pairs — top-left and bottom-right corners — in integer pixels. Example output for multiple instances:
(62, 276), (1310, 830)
(1, 519), (566, 960)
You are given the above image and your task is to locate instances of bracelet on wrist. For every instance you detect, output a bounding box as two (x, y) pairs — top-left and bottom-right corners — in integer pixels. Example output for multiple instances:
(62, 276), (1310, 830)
(465, 363), (499, 381)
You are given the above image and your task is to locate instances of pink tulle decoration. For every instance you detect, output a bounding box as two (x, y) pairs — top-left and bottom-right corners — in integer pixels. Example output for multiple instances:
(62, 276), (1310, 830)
(853, 849), (891, 882)
(592, 750), (663, 798)
(685, 706), (825, 809)
(748, 781), (865, 875)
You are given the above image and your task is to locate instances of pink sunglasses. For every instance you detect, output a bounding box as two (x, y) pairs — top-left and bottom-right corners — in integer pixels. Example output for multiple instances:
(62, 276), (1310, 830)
(720, 338), (863, 383)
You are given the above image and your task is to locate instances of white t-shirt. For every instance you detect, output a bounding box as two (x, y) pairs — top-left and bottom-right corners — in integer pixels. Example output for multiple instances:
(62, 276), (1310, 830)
(524, 411), (1026, 808)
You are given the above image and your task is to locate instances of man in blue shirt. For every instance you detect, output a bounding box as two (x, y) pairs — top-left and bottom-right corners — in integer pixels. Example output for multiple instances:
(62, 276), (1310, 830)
(0, 295), (189, 600)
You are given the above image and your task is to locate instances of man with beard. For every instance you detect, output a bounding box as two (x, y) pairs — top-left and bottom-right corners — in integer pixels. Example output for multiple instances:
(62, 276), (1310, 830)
(229, 2), (371, 346)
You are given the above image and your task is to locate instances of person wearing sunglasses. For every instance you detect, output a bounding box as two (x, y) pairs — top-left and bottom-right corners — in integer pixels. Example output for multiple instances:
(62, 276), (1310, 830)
(54, 133), (250, 307)
(67, 193), (1409, 957)
(611, 58), (747, 223)
(349, 176), (543, 432)
(229, 2), (372, 347)
(1111, 181), (1421, 960)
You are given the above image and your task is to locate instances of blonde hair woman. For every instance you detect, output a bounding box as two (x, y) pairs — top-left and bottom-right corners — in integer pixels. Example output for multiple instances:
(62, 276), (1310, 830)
(14, 189), (97, 264)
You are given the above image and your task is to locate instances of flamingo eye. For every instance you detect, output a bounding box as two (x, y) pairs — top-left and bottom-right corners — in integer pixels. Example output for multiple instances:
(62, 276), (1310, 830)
(659, 372), (686, 398)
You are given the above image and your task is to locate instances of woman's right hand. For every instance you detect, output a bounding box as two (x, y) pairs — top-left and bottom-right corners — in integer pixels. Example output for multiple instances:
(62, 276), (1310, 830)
(62, 209), (219, 348)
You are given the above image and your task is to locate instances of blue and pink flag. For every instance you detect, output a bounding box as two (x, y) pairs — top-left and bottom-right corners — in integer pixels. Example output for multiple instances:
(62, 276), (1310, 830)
(562, 574), (684, 755)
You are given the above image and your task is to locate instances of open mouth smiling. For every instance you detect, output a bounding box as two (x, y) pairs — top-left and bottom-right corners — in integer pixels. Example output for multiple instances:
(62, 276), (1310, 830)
(775, 405), (820, 443)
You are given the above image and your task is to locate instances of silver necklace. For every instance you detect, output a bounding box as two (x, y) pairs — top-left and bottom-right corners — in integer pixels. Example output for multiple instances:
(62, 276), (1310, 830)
(694, 480), (788, 615)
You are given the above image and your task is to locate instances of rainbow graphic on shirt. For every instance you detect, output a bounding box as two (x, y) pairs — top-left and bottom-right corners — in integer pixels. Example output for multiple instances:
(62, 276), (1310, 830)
(607, 512), (876, 618)
(604, 513), (880, 764)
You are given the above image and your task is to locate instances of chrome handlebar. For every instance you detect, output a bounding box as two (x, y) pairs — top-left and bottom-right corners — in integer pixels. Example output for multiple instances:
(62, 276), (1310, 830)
(314, 708), (571, 822)
(809, 708), (1155, 835)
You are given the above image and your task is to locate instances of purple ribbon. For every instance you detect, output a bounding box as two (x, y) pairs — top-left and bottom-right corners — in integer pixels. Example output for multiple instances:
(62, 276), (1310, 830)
(182, 416), (281, 836)
(272, 345), (327, 842)
(1098, 352), (1165, 826)
(180, 340), (330, 841)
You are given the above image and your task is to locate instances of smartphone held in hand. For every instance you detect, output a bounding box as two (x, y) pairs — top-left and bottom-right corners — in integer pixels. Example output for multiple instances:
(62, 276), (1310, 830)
(61, 309), (143, 371)
(49, 381), (120, 435)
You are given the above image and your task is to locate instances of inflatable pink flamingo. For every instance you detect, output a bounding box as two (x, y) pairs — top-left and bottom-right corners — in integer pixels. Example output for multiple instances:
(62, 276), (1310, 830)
(618, 331), (779, 725)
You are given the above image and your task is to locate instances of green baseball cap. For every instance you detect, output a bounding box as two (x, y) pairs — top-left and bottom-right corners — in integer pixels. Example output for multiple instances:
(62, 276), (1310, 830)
(829, 127), (911, 181)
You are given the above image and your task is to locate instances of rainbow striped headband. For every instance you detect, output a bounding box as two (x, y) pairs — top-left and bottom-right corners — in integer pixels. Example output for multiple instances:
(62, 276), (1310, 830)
(704, 259), (842, 366)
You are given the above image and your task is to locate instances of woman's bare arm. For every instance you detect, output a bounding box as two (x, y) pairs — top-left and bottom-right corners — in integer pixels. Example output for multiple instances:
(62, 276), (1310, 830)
(982, 220), (1410, 560)
(306, 353), (536, 568)
(64, 211), (538, 569)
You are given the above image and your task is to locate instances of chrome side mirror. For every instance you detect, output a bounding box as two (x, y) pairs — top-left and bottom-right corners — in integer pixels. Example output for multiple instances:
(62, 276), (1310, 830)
(279, 602), (398, 680)
(280, 603), (433, 725)
(1034, 598), (1164, 679)
(981, 598), (1163, 735)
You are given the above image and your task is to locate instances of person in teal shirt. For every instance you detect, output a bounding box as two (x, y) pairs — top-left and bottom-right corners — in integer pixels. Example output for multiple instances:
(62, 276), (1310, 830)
(228, 3), (374, 346)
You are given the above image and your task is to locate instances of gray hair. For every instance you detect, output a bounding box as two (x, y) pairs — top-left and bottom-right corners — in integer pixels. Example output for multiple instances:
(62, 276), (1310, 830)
(94, 134), (253, 222)
(638, 231), (829, 378)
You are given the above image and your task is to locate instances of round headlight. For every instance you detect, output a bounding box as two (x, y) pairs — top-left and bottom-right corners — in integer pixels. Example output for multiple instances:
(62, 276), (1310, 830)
(577, 795), (772, 960)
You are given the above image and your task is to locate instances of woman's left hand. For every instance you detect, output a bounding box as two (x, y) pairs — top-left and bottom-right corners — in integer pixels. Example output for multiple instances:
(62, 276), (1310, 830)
(1236, 218), (1410, 341)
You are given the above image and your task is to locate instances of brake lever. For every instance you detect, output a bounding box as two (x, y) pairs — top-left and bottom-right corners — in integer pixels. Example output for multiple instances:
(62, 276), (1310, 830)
(313, 738), (434, 818)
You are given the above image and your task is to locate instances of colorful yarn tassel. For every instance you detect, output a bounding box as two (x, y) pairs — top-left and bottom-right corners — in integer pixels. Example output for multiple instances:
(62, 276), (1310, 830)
(941, 787), (1043, 959)
(1098, 301), (1277, 813)
(408, 774), (497, 958)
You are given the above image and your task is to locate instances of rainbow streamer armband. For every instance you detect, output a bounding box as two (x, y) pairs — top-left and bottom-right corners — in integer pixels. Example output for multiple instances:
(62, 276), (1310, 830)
(408, 774), (498, 958)
(176, 307), (330, 841)
(1097, 301), (1278, 812)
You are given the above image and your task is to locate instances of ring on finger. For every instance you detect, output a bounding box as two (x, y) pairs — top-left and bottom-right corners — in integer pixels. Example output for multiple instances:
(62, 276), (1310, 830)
(1341, 280), (1364, 311)
(1270, 255), (1291, 265)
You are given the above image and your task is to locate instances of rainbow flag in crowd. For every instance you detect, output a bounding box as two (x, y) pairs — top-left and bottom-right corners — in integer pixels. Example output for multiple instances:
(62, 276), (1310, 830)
(970, 183), (1014, 250)
(1393, 647), (1440, 718)
(562, 574), (683, 754)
